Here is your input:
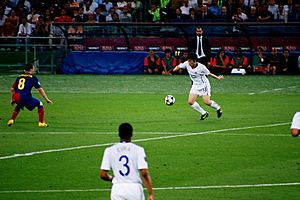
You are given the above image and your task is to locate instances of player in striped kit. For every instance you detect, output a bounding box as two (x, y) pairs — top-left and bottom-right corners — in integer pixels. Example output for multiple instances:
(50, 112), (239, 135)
(7, 64), (53, 127)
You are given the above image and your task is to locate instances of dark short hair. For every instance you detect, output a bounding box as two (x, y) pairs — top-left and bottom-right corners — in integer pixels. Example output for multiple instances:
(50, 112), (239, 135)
(24, 63), (34, 71)
(188, 52), (198, 61)
(118, 123), (133, 139)
(165, 48), (172, 53)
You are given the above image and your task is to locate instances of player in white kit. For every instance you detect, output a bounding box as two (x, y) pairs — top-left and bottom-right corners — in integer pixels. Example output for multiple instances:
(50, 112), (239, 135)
(100, 123), (154, 200)
(173, 52), (224, 120)
(291, 112), (300, 137)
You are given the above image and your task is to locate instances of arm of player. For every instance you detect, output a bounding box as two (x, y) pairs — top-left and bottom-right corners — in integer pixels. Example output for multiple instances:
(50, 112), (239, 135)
(140, 169), (154, 200)
(99, 169), (113, 181)
(173, 66), (180, 72)
(208, 73), (224, 81)
(10, 87), (16, 105)
(38, 88), (53, 104)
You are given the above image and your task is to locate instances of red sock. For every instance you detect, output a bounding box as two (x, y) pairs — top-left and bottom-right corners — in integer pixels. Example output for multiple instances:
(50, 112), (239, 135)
(38, 107), (44, 123)
(11, 107), (20, 120)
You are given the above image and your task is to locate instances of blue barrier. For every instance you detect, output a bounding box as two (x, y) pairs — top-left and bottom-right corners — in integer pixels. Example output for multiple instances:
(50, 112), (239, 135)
(62, 51), (149, 74)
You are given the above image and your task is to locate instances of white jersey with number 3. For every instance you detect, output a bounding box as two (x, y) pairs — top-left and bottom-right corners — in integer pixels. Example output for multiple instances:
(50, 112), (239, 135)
(100, 142), (148, 184)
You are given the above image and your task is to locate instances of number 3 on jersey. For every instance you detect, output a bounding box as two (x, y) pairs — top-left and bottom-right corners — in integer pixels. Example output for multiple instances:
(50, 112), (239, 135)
(18, 78), (26, 90)
(119, 155), (130, 176)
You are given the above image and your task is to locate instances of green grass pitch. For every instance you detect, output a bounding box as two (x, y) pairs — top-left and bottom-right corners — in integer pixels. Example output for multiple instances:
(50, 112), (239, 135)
(0, 74), (300, 200)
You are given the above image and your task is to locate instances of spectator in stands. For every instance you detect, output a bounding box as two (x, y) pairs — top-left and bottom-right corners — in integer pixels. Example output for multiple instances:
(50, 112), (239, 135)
(117, 0), (127, 10)
(189, 26), (211, 67)
(95, 5), (106, 22)
(34, 15), (50, 44)
(278, 49), (297, 74)
(202, 0), (212, 6)
(161, 48), (177, 75)
(85, 11), (97, 23)
(8, 9), (19, 32)
(74, 7), (88, 22)
(18, 0), (31, 13)
(144, 49), (161, 74)
(248, 6), (258, 21)
(267, 0), (278, 19)
(171, 8), (184, 22)
(120, 5), (132, 21)
(180, 0), (193, 16)
(55, 8), (73, 22)
(230, 47), (251, 73)
(112, 11), (120, 21)
(27, 7), (40, 30)
(257, 3), (273, 21)
(0, 10), (8, 36)
(292, 3), (300, 22)
(275, 4), (287, 22)
(189, 0), (199, 9)
(131, 0), (143, 22)
(83, 0), (98, 14)
(218, 6), (232, 22)
(196, 5), (210, 21)
(209, 48), (231, 75)
(1, 19), (15, 51)
(252, 47), (269, 74)
(49, 18), (65, 49)
(268, 47), (280, 75)
(15, 17), (32, 51)
(102, 0), (113, 14)
(185, 7), (198, 22)
(232, 7), (248, 33)
(208, 0), (222, 19)
(148, 2), (160, 22)
(224, 0), (236, 17)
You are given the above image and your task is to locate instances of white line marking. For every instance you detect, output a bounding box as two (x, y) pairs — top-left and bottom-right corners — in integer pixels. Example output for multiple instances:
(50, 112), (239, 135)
(0, 132), (290, 136)
(248, 85), (297, 95)
(0, 122), (290, 160)
(0, 182), (299, 194)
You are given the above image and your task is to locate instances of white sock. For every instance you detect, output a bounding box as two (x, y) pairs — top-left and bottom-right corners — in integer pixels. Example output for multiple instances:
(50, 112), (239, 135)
(210, 100), (221, 110)
(191, 102), (206, 115)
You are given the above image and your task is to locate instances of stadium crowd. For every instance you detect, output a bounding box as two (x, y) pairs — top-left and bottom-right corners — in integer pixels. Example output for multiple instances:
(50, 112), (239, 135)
(1, 0), (300, 38)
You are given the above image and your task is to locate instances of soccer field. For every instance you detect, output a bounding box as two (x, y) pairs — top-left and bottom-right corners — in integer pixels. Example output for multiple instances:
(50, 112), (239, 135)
(0, 75), (300, 200)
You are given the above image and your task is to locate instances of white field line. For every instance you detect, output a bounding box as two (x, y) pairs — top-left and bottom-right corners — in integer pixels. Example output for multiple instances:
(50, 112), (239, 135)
(0, 122), (289, 161)
(0, 131), (290, 136)
(0, 182), (299, 194)
(248, 85), (297, 95)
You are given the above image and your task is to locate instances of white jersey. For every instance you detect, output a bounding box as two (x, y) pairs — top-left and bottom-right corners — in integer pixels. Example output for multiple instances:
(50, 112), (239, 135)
(100, 142), (148, 184)
(291, 112), (300, 130)
(178, 61), (210, 86)
(178, 61), (211, 96)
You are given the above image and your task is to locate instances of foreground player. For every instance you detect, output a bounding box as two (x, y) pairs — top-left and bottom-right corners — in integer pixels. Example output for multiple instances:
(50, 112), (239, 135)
(8, 64), (53, 127)
(291, 112), (300, 137)
(100, 123), (154, 200)
(173, 52), (224, 120)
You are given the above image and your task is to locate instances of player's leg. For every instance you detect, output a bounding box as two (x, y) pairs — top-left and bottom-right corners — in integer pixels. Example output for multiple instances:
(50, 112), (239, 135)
(202, 95), (222, 118)
(188, 93), (206, 115)
(7, 105), (21, 127)
(26, 98), (49, 127)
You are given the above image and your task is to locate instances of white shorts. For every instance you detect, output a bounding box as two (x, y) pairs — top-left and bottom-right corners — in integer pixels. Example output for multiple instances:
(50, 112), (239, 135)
(190, 83), (211, 96)
(111, 183), (145, 200)
(291, 112), (300, 130)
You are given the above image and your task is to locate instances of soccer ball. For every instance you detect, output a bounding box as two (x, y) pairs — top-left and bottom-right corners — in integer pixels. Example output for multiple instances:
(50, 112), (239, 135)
(165, 95), (175, 106)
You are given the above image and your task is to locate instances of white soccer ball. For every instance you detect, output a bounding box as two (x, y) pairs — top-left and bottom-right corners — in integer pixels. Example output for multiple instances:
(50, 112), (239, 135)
(165, 95), (175, 106)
